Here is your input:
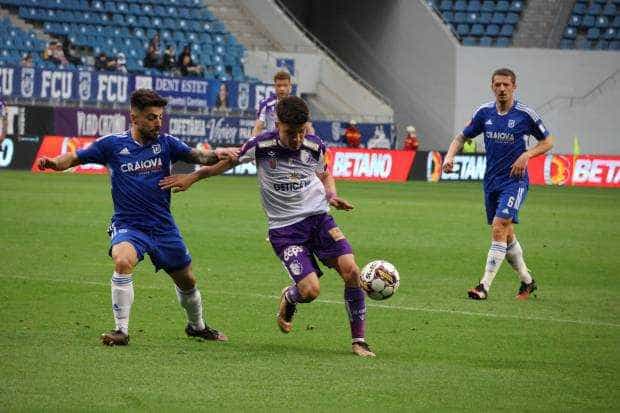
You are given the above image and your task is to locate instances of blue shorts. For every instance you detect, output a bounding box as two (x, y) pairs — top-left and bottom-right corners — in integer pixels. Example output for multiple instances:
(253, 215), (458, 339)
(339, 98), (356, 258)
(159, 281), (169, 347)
(484, 182), (528, 225)
(108, 223), (192, 272)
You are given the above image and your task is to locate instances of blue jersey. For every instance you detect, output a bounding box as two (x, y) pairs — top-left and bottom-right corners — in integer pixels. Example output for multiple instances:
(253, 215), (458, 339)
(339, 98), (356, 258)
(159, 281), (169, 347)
(463, 100), (550, 191)
(76, 130), (191, 231)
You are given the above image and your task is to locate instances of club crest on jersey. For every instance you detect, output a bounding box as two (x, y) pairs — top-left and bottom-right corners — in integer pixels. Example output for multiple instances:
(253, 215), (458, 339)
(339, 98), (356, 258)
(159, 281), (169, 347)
(508, 119), (515, 128)
(267, 150), (277, 169)
(300, 150), (311, 164)
(152, 143), (161, 154)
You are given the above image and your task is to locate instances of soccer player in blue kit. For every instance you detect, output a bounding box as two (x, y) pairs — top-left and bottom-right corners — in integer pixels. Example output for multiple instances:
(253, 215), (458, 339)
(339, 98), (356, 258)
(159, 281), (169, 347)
(160, 96), (375, 357)
(37, 89), (236, 345)
(443, 68), (555, 300)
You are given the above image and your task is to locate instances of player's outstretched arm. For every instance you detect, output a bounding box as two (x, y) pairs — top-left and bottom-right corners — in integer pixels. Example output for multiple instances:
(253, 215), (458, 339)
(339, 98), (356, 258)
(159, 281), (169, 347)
(37, 152), (81, 171)
(510, 135), (555, 177)
(183, 147), (240, 166)
(159, 159), (237, 193)
(317, 170), (354, 211)
(442, 133), (466, 173)
(251, 119), (264, 137)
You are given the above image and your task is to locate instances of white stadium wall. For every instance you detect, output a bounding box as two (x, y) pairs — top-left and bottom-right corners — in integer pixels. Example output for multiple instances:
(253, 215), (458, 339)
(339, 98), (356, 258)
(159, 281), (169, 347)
(456, 48), (620, 154)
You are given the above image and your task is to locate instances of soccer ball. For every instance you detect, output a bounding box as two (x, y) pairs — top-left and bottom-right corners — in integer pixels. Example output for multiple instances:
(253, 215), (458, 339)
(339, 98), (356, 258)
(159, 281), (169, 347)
(360, 260), (400, 300)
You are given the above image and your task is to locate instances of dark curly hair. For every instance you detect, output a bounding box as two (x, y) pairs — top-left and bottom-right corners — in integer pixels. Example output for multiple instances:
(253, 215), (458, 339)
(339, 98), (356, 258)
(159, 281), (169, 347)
(130, 89), (167, 111)
(276, 96), (309, 127)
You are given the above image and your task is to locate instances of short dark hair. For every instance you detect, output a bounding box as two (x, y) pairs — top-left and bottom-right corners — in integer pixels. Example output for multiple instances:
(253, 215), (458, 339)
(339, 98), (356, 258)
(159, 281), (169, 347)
(491, 68), (516, 84)
(276, 96), (309, 127)
(273, 70), (291, 83)
(130, 89), (167, 111)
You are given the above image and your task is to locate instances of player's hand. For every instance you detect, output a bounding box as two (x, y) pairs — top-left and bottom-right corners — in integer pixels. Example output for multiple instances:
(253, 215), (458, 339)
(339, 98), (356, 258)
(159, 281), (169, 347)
(329, 196), (354, 211)
(215, 147), (239, 161)
(159, 174), (198, 193)
(442, 157), (454, 173)
(37, 157), (58, 171)
(510, 153), (530, 177)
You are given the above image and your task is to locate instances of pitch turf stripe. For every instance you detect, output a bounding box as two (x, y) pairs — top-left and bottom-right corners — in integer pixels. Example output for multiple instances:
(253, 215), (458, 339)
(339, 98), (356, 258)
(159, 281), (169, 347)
(4, 274), (620, 328)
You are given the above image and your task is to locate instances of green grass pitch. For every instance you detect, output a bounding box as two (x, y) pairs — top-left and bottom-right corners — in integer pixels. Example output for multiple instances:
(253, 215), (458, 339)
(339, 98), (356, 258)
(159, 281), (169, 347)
(1, 170), (618, 410)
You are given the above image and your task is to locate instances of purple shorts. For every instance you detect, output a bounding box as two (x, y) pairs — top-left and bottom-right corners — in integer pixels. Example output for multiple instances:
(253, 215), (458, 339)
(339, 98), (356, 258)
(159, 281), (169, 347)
(268, 213), (353, 283)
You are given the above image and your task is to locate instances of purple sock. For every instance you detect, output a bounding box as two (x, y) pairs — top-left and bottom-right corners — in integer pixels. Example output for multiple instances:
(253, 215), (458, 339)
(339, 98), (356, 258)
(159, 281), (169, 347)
(285, 285), (301, 304)
(344, 287), (366, 340)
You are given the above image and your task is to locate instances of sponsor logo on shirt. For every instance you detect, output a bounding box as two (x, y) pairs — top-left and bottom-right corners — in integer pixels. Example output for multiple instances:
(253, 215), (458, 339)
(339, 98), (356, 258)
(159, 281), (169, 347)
(508, 119), (515, 128)
(118, 147), (130, 155)
(485, 119), (493, 125)
(273, 180), (310, 191)
(120, 157), (163, 173)
(152, 143), (161, 154)
(485, 131), (515, 143)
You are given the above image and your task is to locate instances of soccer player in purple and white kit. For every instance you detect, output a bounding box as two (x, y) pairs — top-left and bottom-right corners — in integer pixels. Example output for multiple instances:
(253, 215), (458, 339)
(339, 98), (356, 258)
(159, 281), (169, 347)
(252, 70), (314, 136)
(443, 68), (554, 300)
(37, 89), (235, 345)
(161, 96), (375, 357)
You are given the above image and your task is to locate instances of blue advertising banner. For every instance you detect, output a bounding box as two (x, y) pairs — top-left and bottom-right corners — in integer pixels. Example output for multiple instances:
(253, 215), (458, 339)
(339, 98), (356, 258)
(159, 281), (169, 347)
(0, 64), (281, 110)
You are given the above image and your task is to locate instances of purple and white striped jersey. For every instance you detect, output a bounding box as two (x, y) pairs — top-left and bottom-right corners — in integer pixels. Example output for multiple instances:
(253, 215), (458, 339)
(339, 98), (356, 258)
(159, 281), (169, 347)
(237, 130), (329, 229)
(256, 93), (278, 131)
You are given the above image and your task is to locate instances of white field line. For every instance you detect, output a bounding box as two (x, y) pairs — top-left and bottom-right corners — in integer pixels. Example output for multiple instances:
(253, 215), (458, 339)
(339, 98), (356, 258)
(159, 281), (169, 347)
(4, 274), (619, 328)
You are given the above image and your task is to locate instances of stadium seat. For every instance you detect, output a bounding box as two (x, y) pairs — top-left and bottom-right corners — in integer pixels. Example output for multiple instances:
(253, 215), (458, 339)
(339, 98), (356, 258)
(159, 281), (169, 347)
(596, 17), (609, 28)
(479, 36), (493, 46)
(443, 11), (454, 23)
(560, 38), (574, 49)
(454, 12), (467, 23)
(479, 12), (491, 24)
(576, 38), (592, 49)
(505, 12), (519, 25)
(486, 24), (500, 36)
(456, 23), (469, 36)
(603, 27), (616, 40)
(572, 2), (587, 15)
(462, 36), (477, 46)
(587, 3), (602, 16)
(582, 15), (596, 28)
(509, 1), (523, 13)
(466, 13), (478, 24)
(470, 24), (484, 36)
(500, 24), (514, 37)
(611, 40), (620, 50)
(603, 3), (617, 16)
(439, 0), (453, 12)
(595, 40), (609, 50)
(467, 1), (481, 13)
(481, 0), (494, 13)
(569, 14), (581, 27)
(454, 0), (467, 12)
(587, 28), (601, 40)
(491, 12), (506, 24)
(613, 16), (620, 28)
(496, 37), (511, 47)
(496, 1), (509, 12)
(564, 26), (577, 39)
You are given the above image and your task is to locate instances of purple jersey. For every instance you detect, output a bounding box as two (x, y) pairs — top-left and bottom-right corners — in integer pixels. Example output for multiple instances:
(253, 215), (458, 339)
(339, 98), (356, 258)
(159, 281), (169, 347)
(237, 130), (329, 229)
(256, 93), (278, 131)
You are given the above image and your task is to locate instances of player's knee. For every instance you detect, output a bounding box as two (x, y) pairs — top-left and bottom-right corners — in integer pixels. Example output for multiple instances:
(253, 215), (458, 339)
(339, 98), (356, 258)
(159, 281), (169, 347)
(492, 219), (511, 240)
(113, 255), (135, 274)
(341, 264), (361, 287)
(298, 283), (320, 302)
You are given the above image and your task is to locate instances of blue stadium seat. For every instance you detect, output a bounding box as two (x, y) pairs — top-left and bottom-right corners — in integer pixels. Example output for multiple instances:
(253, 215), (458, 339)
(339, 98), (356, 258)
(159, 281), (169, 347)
(603, 3), (617, 16)
(467, 0), (481, 13)
(454, 0), (467, 12)
(496, 37), (511, 47)
(569, 14), (581, 27)
(587, 3), (602, 16)
(479, 12), (491, 24)
(611, 41), (620, 50)
(575, 38), (592, 49)
(443, 11), (454, 23)
(603, 27), (616, 40)
(564, 26), (577, 39)
(454, 12), (467, 23)
(470, 24), (484, 36)
(509, 1), (523, 13)
(496, 1), (509, 12)
(486, 24), (500, 36)
(560, 38), (574, 49)
(582, 15), (596, 28)
(500, 24), (514, 37)
(505, 12), (519, 25)
(439, 0), (453, 12)
(491, 12), (506, 24)
(481, 0), (495, 13)
(596, 16), (609, 28)
(572, 2), (586, 15)
(479, 36), (493, 46)
(462, 36), (477, 46)
(456, 23), (469, 36)
(587, 27), (601, 40)
(613, 16), (620, 28)
(466, 12), (478, 24)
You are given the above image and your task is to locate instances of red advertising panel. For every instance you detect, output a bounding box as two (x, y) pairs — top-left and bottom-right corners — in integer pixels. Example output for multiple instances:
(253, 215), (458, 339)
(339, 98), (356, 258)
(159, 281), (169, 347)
(528, 154), (620, 188)
(326, 148), (415, 182)
(31, 136), (108, 174)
